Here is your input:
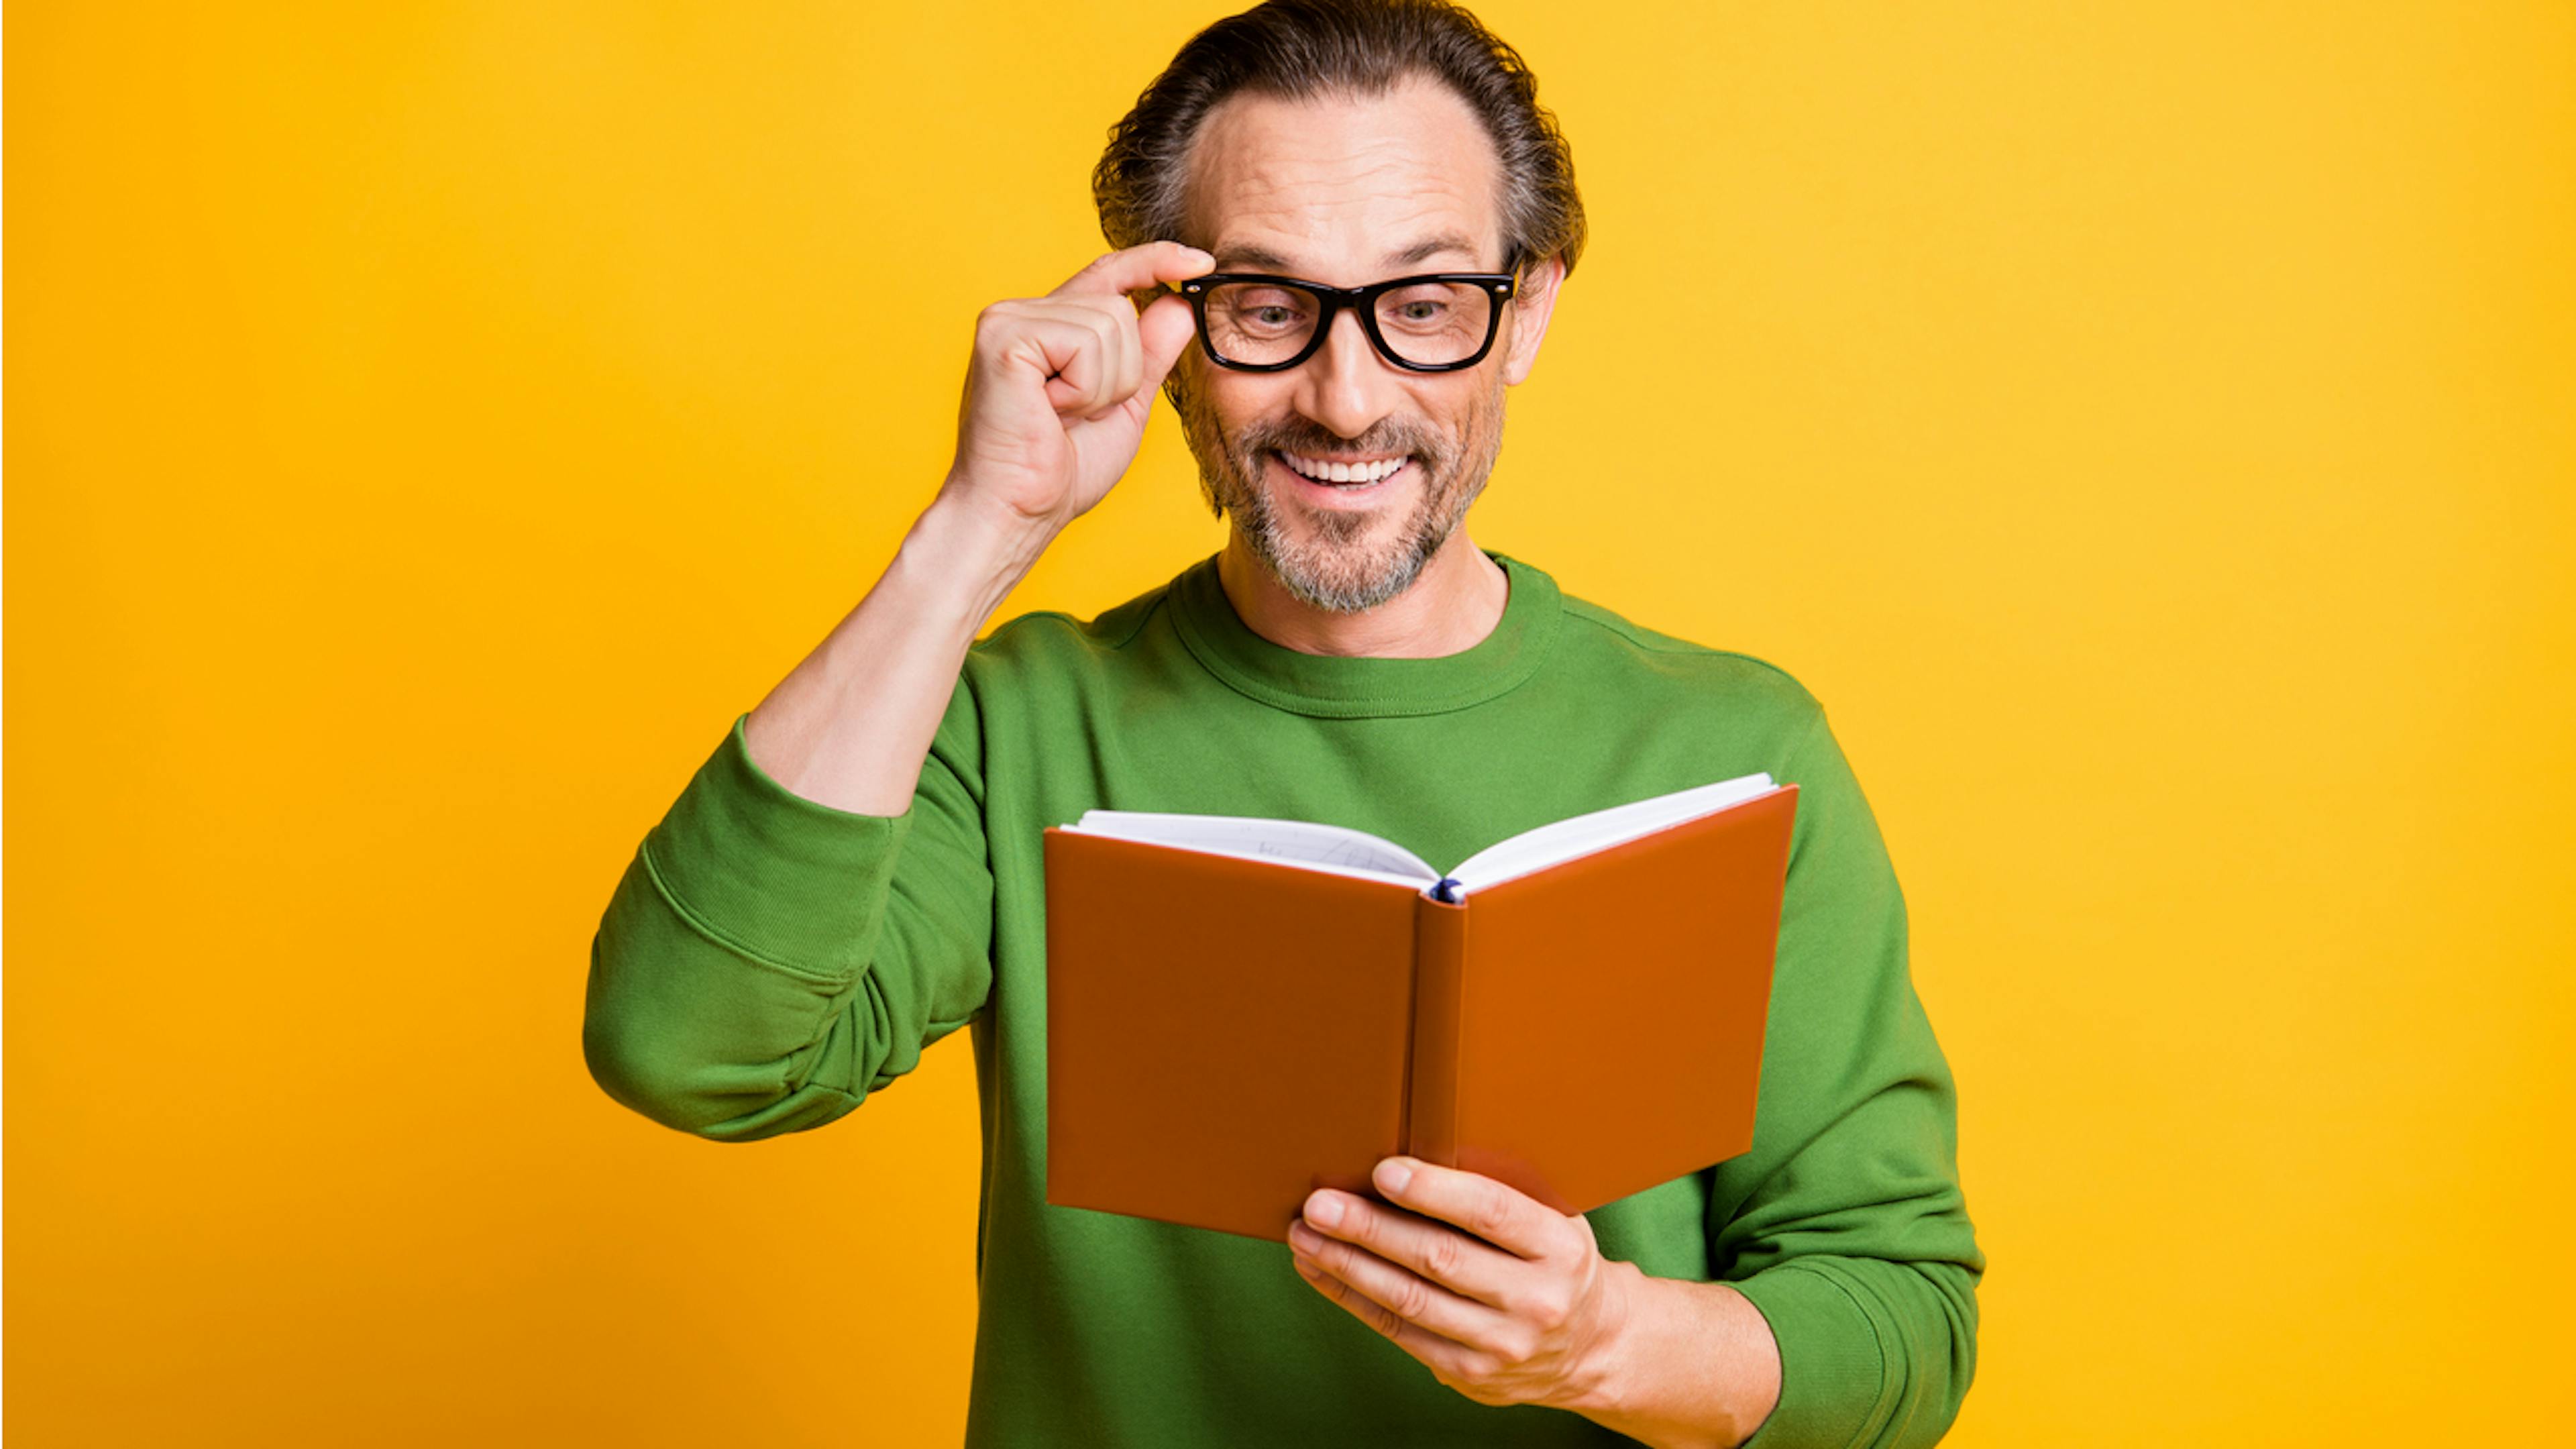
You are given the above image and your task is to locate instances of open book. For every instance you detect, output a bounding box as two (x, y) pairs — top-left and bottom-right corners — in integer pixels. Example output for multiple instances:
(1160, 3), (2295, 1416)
(1056, 771), (1784, 903)
(1042, 774), (1800, 1240)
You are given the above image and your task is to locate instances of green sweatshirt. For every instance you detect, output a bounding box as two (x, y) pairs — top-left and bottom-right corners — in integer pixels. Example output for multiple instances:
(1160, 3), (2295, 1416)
(584, 548), (1982, 1448)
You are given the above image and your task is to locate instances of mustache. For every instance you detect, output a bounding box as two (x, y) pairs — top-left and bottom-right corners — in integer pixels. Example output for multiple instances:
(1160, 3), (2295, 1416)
(1234, 417), (1454, 469)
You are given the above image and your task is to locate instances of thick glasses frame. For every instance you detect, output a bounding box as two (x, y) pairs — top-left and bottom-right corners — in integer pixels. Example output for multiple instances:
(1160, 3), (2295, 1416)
(1180, 270), (1519, 373)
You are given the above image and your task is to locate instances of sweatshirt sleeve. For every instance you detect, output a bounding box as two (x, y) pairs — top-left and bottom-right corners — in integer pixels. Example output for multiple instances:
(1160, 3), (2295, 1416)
(1715, 706), (1984, 1449)
(582, 678), (995, 1141)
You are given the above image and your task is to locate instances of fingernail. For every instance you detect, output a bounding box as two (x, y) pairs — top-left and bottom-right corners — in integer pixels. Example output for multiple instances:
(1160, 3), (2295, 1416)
(1377, 1160), (1412, 1195)
(1306, 1193), (1343, 1228)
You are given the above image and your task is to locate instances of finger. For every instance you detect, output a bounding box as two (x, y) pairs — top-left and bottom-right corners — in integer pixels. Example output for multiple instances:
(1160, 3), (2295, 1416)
(1294, 1258), (1494, 1384)
(1013, 298), (1144, 419)
(984, 301), (1124, 413)
(1300, 1189), (1515, 1309)
(1371, 1157), (1566, 1262)
(983, 307), (1123, 418)
(1136, 290), (1199, 398)
(1095, 303), (1144, 413)
(1289, 1220), (1519, 1354)
(1046, 239), (1215, 303)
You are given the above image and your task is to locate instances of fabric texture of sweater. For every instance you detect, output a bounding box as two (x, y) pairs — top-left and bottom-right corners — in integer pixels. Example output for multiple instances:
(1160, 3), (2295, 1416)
(584, 547), (1984, 1447)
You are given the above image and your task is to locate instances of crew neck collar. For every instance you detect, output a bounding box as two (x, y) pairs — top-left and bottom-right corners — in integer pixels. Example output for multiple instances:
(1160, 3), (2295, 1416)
(1166, 547), (1560, 719)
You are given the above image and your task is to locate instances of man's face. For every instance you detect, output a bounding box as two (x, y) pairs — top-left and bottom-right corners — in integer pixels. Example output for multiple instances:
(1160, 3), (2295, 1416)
(1169, 74), (1561, 613)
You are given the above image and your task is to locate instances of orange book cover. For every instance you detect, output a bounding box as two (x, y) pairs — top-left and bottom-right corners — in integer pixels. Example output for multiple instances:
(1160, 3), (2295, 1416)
(1042, 782), (1799, 1241)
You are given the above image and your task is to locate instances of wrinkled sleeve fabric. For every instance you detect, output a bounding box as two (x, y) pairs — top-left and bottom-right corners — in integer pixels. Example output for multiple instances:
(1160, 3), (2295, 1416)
(1717, 706), (1984, 1449)
(582, 679), (994, 1141)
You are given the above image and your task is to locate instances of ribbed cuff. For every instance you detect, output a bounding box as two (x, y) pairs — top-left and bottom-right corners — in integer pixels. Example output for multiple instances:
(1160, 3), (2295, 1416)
(1731, 1263), (1888, 1449)
(641, 712), (913, 980)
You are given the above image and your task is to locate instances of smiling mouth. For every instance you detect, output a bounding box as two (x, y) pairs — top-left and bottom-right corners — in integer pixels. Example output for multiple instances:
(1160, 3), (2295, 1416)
(1271, 449), (1414, 489)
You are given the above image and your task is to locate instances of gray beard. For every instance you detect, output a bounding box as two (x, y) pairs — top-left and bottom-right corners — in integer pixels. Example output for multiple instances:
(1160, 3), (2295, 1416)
(1171, 374), (1507, 614)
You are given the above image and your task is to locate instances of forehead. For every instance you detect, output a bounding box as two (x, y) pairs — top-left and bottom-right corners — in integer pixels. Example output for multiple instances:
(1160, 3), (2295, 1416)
(1181, 73), (1505, 280)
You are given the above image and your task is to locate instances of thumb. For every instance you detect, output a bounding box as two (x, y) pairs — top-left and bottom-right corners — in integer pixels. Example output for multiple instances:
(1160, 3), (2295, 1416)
(1136, 290), (1201, 398)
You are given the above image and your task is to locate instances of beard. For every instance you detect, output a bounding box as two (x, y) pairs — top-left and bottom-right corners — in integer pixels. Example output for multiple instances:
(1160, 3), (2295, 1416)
(1168, 366), (1507, 614)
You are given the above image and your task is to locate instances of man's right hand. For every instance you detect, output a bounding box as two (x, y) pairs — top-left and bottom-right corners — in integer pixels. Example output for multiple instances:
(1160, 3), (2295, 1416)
(743, 242), (1214, 817)
(940, 239), (1216, 537)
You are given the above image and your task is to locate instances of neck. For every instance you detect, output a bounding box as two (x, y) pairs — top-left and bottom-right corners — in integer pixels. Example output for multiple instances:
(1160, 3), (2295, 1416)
(1216, 529), (1511, 659)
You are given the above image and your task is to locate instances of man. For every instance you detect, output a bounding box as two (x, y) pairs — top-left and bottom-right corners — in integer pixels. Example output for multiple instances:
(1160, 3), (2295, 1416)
(583, 1), (1982, 1444)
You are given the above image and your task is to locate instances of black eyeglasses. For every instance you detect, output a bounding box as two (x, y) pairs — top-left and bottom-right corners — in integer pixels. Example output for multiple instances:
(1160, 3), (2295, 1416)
(1180, 270), (1519, 373)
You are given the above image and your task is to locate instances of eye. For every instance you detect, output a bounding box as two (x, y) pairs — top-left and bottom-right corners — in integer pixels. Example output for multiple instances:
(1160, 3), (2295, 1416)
(1378, 282), (1481, 335)
(1216, 286), (1313, 335)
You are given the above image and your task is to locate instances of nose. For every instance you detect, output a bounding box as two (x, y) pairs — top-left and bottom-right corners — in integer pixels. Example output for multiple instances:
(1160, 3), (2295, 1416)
(1292, 303), (1404, 441)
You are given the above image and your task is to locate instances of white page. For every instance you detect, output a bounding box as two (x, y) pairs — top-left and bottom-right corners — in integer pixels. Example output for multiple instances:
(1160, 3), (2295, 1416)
(1063, 809), (1441, 890)
(1446, 771), (1779, 894)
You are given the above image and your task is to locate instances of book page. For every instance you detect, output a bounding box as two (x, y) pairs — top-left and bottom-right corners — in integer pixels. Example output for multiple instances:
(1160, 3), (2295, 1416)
(1063, 810), (1442, 890)
(1447, 772), (1780, 894)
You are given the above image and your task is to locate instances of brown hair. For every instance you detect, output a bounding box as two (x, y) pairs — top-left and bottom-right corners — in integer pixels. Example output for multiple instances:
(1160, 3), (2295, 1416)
(1092, 0), (1586, 281)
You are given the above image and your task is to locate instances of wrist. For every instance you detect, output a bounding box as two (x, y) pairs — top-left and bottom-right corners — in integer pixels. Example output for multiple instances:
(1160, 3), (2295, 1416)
(1562, 1258), (1657, 1418)
(900, 488), (1062, 634)
(1564, 1271), (1779, 1449)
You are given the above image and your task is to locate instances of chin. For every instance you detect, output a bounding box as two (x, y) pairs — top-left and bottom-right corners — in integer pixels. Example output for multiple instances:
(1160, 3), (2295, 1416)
(1210, 443), (1462, 611)
(1251, 512), (1442, 614)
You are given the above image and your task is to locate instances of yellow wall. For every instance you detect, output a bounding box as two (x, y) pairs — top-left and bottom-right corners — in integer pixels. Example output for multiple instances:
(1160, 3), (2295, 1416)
(9, 3), (2570, 1443)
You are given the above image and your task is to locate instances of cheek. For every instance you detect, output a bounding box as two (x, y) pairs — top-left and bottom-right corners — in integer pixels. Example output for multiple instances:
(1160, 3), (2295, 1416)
(1205, 383), (1296, 454)
(1424, 388), (1489, 461)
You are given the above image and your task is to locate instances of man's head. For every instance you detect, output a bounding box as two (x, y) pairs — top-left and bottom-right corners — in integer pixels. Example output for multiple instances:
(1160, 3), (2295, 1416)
(1095, 0), (1584, 613)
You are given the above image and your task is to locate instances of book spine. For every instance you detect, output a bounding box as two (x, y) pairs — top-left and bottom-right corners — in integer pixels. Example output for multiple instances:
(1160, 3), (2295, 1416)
(1405, 894), (1470, 1169)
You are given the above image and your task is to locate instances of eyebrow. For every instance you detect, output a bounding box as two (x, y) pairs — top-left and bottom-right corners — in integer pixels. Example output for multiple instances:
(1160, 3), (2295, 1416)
(1212, 231), (1486, 275)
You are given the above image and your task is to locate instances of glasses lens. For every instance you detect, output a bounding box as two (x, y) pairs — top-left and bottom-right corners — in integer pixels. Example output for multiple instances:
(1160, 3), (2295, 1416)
(1201, 279), (1500, 368)
(1202, 281), (1323, 367)
(1371, 280), (1497, 367)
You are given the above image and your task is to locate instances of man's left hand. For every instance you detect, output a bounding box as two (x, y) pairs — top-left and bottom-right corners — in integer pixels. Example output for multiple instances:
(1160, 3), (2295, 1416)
(1286, 1155), (1641, 1411)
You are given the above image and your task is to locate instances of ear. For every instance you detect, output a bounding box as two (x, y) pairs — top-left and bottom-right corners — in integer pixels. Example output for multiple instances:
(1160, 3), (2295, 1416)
(1498, 254), (1567, 388)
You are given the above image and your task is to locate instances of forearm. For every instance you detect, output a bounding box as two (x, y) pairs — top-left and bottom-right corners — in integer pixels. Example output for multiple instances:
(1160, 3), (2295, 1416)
(1570, 1268), (1782, 1449)
(593, 488), (1038, 1131)
(745, 488), (1055, 815)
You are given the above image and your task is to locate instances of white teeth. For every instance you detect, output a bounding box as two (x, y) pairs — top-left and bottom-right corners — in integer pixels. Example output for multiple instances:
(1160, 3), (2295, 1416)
(1282, 451), (1405, 485)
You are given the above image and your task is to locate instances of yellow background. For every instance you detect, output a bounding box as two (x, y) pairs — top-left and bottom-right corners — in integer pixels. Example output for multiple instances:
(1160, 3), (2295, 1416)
(9, 3), (2571, 1444)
